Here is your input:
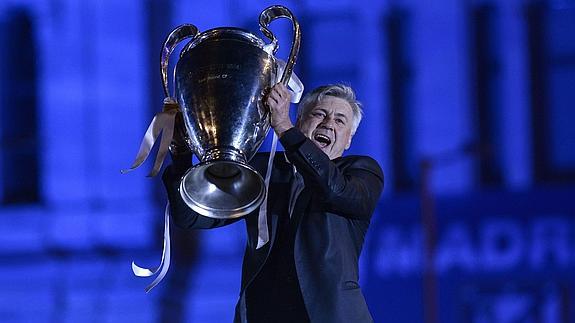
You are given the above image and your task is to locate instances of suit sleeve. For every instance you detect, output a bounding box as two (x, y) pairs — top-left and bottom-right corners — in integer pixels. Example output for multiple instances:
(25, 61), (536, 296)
(162, 160), (240, 230)
(280, 127), (384, 220)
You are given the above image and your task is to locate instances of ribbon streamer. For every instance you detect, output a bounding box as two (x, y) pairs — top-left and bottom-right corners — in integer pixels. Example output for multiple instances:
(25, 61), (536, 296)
(278, 60), (304, 104)
(122, 98), (179, 177)
(256, 131), (279, 249)
(132, 202), (172, 293)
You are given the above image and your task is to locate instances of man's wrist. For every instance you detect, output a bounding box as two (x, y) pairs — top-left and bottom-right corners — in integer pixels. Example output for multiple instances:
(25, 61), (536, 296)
(279, 127), (306, 151)
(273, 121), (294, 137)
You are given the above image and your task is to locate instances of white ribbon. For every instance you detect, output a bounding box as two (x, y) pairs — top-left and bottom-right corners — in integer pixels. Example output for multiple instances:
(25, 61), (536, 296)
(256, 132), (279, 249)
(288, 74), (303, 103)
(132, 202), (172, 293)
(275, 59), (304, 104)
(122, 98), (179, 177)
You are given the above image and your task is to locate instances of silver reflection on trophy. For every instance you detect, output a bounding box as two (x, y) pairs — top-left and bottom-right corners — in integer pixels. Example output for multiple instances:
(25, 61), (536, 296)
(160, 5), (301, 219)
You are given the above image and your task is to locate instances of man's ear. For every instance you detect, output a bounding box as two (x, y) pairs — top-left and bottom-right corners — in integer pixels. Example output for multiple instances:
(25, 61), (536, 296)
(345, 133), (353, 150)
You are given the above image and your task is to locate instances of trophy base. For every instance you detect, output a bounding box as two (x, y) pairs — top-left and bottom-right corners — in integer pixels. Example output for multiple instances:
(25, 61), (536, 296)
(179, 160), (266, 219)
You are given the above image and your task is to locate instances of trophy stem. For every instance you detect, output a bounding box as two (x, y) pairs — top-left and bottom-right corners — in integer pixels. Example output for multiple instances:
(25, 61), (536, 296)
(202, 147), (247, 182)
(202, 147), (247, 164)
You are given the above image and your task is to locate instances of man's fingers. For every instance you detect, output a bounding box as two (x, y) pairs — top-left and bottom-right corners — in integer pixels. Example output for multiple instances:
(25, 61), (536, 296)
(269, 91), (280, 102)
(266, 96), (279, 109)
(277, 84), (290, 99)
(269, 91), (285, 105)
(273, 87), (284, 98)
(266, 84), (290, 113)
(270, 83), (290, 101)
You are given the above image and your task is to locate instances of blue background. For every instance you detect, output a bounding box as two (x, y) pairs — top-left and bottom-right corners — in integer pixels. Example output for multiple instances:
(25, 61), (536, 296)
(0, 0), (574, 322)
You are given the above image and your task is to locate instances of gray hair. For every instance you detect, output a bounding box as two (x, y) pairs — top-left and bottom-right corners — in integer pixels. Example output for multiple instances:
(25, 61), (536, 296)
(296, 84), (363, 134)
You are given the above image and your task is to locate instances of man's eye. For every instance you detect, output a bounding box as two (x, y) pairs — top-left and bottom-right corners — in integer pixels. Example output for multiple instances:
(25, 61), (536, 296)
(312, 112), (324, 117)
(336, 119), (345, 125)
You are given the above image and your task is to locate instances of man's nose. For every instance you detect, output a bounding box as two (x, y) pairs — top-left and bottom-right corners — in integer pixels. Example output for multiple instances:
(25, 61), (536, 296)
(319, 118), (335, 130)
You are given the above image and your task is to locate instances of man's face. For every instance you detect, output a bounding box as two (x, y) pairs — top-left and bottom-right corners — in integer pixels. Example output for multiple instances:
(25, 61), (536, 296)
(296, 96), (355, 160)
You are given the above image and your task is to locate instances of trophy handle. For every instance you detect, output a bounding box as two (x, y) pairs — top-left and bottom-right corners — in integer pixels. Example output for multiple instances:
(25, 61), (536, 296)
(160, 24), (200, 98)
(259, 5), (301, 86)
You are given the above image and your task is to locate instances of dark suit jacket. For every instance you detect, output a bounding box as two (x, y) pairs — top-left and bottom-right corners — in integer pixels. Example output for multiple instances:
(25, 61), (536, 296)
(163, 128), (384, 323)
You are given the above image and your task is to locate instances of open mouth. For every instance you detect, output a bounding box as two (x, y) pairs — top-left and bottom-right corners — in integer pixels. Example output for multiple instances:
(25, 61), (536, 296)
(313, 133), (332, 148)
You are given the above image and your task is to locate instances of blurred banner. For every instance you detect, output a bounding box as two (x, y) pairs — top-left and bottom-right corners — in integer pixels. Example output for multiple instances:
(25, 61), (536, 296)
(365, 188), (575, 323)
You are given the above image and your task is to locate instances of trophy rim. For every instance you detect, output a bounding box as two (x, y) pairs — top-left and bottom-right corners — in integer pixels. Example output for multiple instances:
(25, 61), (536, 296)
(179, 160), (266, 219)
(181, 27), (266, 57)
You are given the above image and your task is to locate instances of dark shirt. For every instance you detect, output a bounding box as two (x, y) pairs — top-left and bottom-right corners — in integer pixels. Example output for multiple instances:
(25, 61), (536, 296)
(246, 172), (310, 323)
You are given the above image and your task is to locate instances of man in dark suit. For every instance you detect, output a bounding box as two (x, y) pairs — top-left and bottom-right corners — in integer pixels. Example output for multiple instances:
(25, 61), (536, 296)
(163, 83), (384, 323)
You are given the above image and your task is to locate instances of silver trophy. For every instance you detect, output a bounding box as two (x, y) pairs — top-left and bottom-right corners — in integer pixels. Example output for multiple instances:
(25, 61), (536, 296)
(160, 5), (301, 219)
